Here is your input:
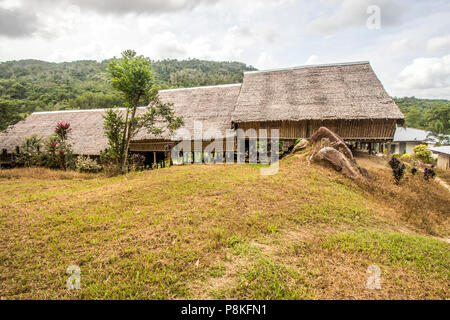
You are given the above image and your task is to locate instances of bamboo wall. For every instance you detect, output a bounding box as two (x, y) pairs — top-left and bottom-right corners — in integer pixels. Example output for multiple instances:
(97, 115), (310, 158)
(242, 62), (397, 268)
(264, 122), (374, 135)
(237, 119), (397, 141)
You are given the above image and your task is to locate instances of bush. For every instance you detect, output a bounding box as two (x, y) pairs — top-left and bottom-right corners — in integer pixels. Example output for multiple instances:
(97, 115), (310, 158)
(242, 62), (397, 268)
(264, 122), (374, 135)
(424, 166), (436, 181)
(15, 135), (45, 167)
(413, 144), (432, 163)
(388, 156), (406, 184)
(75, 156), (102, 173)
(401, 153), (412, 161)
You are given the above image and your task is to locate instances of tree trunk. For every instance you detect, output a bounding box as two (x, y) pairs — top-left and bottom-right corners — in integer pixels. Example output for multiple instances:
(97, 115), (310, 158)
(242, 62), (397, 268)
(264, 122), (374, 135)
(121, 95), (141, 173)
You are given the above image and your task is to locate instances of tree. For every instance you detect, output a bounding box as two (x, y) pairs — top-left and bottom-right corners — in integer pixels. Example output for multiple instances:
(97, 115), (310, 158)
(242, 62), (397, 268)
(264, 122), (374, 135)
(106, 50), (183, 173)
(0, 99), (22, 131)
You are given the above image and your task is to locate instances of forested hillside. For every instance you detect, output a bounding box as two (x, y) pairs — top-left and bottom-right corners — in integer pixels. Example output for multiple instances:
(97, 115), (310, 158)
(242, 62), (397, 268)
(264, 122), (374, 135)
(393, 97), (450, 135)
(1, 59), (449, 136)
(0, 58), (256, 130)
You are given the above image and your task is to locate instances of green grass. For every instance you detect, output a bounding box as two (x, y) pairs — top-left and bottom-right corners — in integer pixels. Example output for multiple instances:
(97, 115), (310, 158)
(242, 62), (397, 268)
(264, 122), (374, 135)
(323, 229), (450, 280)
(228, 257), (315, 300)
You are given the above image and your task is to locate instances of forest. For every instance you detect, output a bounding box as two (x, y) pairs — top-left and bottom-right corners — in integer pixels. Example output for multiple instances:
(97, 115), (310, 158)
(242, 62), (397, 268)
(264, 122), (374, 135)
(0, 58), (255, 130)
(0, 58), (449, 137)
(393, 97), (450, 136)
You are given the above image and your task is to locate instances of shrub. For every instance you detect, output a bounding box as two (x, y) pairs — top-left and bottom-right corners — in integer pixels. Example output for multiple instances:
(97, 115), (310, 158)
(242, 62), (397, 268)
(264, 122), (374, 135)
(424, 166), (436, 181)
(388, 156), (406, 184)
(15, 135), (45, 167)
(401, 153), (412, 161)
(75, 156), (102, 173)
(413, 144), (432, 163)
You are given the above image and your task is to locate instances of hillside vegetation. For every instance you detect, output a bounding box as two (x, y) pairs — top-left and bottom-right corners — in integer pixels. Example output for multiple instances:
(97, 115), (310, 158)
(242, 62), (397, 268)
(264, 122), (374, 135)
(393, 97), (450, 136)
(0, 152), (448, 299)
(0, 58), (256, 130)
(1, 59), (449, 136)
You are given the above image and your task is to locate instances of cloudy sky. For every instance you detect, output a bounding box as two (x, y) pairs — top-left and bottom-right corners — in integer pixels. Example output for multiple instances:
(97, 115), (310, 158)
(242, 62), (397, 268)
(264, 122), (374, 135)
(0, 0), (449, 98)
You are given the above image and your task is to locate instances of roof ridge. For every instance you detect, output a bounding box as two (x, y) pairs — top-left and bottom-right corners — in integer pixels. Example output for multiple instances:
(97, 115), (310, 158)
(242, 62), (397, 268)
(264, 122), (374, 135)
(244, 61), (370, 75)
(32, 107), (148, 115)
(159, 83), (241, 93)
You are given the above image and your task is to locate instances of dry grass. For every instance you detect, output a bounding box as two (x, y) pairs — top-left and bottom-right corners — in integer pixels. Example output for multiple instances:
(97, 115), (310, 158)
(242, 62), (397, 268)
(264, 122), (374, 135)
(0, 167), (97, 180)
(0, 155), (448, 300)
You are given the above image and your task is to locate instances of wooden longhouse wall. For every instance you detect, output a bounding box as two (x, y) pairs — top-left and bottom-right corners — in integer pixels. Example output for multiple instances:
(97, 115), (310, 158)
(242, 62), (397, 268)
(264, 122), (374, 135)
(237, 119), (398, 141)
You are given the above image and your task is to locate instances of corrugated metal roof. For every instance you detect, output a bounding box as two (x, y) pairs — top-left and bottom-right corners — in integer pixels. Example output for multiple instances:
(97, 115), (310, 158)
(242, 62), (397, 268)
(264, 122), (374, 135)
(393, 127), (431, 142)
(429, 146), (450, 155)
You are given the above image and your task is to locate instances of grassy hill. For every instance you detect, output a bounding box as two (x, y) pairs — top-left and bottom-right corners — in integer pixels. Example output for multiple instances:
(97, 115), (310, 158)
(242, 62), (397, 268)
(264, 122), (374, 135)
(0, 152), (448, 299)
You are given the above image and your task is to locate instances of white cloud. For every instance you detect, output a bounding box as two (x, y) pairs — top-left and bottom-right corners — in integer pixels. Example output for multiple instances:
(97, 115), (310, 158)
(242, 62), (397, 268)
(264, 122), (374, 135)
(255, 52), (279, 70)
(305, 54), (319, 65)
(427, 34), (450, 53)
(393, 55), (450, 98)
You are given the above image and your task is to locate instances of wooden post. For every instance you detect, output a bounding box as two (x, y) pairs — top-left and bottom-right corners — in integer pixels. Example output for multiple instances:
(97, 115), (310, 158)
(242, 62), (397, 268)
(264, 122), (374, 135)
(386, 142), (391, 160)
(153, 152), (156, 167)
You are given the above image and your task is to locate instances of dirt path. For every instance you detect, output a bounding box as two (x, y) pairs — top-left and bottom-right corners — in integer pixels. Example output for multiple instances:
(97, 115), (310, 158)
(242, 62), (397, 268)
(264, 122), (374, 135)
(435, 177), (450, 192)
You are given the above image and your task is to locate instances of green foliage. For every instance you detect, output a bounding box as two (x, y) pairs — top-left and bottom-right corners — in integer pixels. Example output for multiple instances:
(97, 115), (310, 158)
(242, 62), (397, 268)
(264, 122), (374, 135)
(0, 98), (23, 131)
(413, 144), (432, 163)
(400, 153), (412, 161)
(107, 50), (154, 106)
(0, 58), (255, 130)
(394, 97), (450, 136)
(14, 135), (45, 167)
(103, 108), (126, 166)
(75, 156), (102, 173)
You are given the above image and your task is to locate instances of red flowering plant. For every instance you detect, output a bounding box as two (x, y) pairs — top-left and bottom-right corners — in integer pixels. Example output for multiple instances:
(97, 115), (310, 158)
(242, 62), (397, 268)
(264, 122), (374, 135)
(55, 122), (71, 141)
(44, 121), (74, 170)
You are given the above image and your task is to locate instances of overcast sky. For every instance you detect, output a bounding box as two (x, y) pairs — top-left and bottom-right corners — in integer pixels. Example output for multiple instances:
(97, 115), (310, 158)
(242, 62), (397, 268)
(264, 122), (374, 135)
(0, 0), (449, 98)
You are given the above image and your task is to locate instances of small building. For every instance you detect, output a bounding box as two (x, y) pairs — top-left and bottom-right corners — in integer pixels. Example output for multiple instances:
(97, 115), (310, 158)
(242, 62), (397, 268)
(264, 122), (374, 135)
(391, 127), (436, 154)
(429, 146), (450, 170)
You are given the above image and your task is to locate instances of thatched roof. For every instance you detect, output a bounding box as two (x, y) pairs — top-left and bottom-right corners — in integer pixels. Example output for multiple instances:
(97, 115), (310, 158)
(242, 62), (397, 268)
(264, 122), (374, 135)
(0, 83), (241, 154)
(0, 109), (108, 155)
(135, 83), (241, 141)
(231, 61), (405, 123)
